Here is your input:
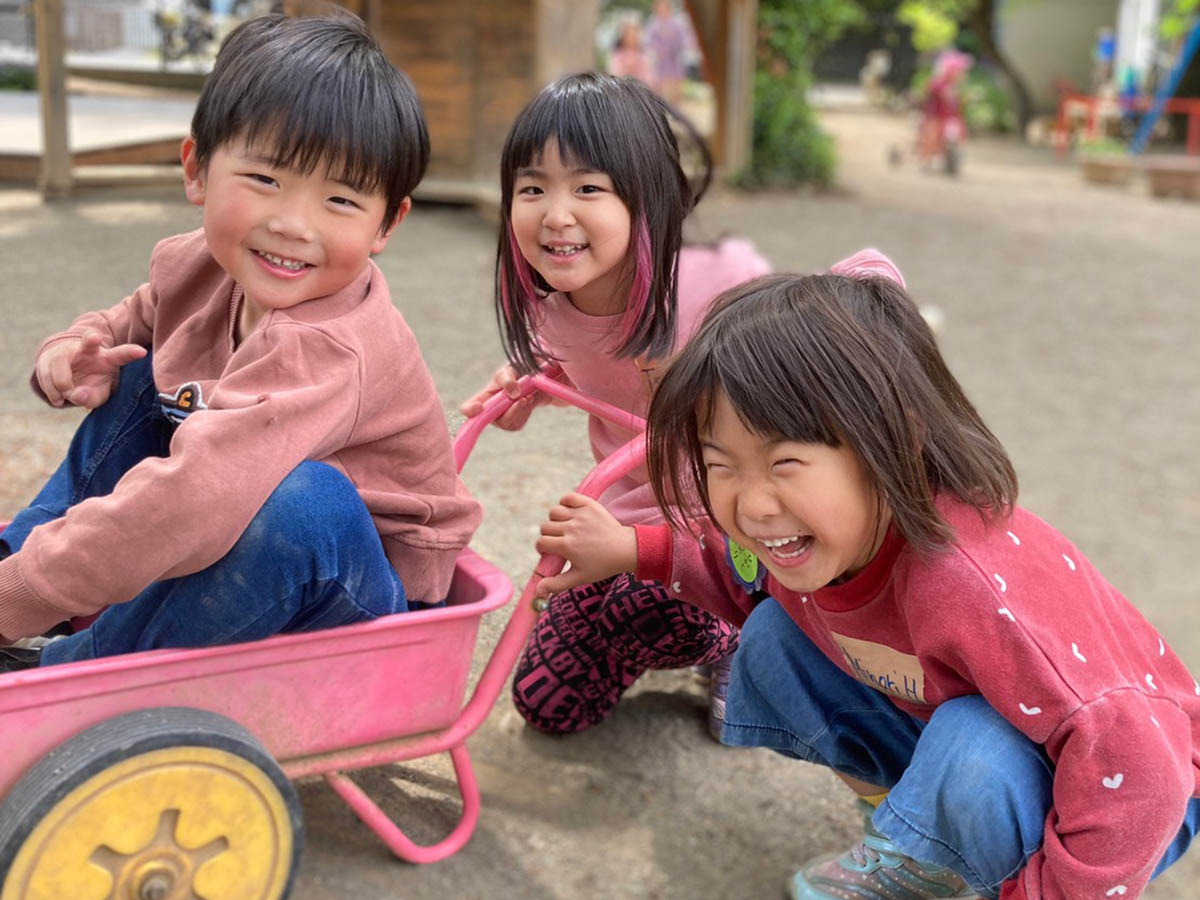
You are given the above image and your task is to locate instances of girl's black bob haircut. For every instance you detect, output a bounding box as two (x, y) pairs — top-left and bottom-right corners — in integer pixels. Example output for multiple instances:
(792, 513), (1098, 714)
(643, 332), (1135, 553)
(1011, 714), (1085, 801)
(496, 72), (713, 373)
(189, 11), (428, 230)
(646, 273), (1018, 555)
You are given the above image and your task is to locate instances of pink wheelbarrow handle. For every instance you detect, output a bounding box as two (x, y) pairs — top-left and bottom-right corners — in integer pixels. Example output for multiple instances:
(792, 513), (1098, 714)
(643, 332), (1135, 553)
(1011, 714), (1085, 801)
(317, 368), (648, 863)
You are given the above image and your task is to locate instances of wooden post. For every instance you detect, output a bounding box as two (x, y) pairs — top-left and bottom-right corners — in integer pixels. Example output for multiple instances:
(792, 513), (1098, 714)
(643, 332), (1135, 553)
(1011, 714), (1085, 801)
(721, 0), (756, 175)
(686, 0), (756, 173)
(363, 0), (382, 35)
(535, 0), (599, 89)
(35, 0), (72, 199)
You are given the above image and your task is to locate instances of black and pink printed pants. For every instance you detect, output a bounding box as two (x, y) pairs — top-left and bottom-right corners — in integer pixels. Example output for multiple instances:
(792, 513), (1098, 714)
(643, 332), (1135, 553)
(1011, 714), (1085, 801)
(511, 573), (739, 733)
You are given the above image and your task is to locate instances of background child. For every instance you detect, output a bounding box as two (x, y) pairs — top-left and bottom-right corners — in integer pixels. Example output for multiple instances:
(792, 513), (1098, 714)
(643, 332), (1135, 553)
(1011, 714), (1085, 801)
(535, 255), (1200, 899)
(460, 72), (770, 734)
(607, 17), (653, 87)
(0, 12), (480, 670)
(917, 49), (972, 174)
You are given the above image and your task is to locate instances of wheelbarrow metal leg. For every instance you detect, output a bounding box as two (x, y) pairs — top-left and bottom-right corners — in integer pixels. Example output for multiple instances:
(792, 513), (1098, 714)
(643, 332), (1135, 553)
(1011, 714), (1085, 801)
(324, 742), (480, 864)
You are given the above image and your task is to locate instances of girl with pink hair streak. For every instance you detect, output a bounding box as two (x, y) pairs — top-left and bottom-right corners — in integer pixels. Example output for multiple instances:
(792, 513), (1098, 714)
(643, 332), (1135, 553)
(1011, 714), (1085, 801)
(460, 72), (773, 735)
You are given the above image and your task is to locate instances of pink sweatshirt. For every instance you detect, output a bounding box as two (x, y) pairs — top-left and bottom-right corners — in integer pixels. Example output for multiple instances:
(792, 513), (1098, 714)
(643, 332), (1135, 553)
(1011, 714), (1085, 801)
(635, 498), (1200, 900)
(535, 238), (771, 525)
(0, 229), (481, 639)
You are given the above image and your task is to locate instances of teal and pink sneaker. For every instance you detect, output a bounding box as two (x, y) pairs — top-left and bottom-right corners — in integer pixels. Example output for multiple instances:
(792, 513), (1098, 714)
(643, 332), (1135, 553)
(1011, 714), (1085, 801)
(791, 807), (979, 900)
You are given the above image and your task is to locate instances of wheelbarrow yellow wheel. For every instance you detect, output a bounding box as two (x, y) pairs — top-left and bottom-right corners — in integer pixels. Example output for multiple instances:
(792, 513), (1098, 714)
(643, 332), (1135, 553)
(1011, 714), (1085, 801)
(0, 707), (302, 900)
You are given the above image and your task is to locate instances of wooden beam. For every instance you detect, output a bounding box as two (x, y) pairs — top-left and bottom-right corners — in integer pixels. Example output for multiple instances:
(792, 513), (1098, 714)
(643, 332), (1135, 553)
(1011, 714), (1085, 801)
(684, 0), (756, 173)
(362, 0), (382, 36)
(35, 0), (71, 199)
(722, 0), (756, 174)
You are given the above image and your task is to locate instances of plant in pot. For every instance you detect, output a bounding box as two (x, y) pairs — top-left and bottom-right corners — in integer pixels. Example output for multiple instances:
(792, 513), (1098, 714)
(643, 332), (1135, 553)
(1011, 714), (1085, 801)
(1077, 136), (1135, 186)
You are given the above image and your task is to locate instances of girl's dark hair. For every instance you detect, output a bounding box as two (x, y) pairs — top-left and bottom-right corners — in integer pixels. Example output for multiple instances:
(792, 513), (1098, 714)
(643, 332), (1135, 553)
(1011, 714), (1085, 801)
(647, 273), (1018, 555)
(189, 11), (428, 230)
(496, 72), (713, 373)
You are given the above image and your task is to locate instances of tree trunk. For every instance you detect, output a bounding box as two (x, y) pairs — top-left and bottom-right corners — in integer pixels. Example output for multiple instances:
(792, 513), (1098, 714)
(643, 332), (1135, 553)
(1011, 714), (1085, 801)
(966, 0), (1035, 132)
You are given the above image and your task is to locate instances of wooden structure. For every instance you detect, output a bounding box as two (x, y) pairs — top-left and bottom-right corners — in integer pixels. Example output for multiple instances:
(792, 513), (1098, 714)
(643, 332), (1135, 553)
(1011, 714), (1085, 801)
(688, 0), (757, 175)
(24, 0), (757, 202)
(338, 0), (603, 205)
(34, 0), (70, 198)
(347, 0), (757, 204)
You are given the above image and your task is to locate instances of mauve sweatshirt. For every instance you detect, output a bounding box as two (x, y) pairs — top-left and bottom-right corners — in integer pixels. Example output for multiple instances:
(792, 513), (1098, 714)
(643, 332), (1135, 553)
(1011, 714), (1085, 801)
(0, 229), (481, 639)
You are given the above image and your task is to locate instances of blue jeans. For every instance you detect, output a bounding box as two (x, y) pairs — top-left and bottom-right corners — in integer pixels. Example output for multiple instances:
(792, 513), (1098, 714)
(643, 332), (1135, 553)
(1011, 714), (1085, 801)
(722, 598), (1200, 898)
(0, 354), (406, 664)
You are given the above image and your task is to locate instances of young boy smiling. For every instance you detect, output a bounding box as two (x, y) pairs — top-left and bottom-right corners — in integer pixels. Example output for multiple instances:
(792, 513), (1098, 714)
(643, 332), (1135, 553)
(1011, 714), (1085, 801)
(0, 12), (481, 668)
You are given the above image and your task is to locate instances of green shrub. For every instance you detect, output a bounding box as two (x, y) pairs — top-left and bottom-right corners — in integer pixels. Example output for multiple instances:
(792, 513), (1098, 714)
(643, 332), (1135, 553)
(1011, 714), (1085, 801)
(0, 66), (36, 91)
(1075, 136), (1128, 157)
(736, 68), (836, 188)
(736, 0), (862, 188)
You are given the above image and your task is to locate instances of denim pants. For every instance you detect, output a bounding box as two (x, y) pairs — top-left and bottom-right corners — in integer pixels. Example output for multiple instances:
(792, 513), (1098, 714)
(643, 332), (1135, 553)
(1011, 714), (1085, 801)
(0, 354), (406, 664)
(721, 598), (1200, 898)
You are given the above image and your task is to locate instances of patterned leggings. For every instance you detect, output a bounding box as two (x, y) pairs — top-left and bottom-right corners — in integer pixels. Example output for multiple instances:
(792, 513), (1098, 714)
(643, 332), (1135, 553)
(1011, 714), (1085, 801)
(511, 573), (739, 733)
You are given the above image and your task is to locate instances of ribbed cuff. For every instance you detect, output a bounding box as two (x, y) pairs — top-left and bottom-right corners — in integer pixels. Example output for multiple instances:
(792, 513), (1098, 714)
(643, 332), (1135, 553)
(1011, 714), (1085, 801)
(0, 554), (43, 641)
(390, 541), (462, 607)
(633, 524), (673, 585)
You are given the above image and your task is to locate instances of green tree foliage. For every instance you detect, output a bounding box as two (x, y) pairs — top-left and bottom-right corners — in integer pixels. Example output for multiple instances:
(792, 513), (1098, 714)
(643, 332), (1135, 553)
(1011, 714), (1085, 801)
(1161, 0), (1199, 41)
(897, 2), (958, 53)
(739, 0), (866, 188)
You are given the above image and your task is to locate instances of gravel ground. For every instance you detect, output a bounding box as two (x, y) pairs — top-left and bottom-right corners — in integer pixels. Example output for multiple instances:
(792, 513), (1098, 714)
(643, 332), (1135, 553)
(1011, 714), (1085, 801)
(1, 106), (1198, 899)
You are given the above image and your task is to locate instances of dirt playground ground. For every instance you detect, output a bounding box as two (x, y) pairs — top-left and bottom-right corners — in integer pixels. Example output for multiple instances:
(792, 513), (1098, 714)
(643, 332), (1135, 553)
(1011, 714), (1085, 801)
(1, 106), (1198, 899)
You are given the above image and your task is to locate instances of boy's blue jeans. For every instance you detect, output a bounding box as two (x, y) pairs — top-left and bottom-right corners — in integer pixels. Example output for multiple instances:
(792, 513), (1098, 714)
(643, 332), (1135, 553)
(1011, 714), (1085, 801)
(0, 354), (406, 664)
(722, 598), (1200, 898)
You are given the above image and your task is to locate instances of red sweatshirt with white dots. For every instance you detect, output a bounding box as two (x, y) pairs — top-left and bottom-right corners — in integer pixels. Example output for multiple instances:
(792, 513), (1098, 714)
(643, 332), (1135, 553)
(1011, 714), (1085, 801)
(635, 497), (1200, 900)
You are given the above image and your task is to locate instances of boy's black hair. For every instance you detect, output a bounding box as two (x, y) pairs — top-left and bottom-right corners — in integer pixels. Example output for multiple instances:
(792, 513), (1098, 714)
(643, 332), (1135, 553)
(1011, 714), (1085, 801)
(189, 11), (428, 229)
(646, 273), (1018, 555)
(496, 72), (713, 373)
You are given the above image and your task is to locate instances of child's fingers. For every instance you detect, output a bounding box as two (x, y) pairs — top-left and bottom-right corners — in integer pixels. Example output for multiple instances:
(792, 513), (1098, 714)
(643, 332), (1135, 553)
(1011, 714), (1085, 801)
(495, 365), (522, 398)
(46, 352), (78, 405)
(459, 382), (499, 417)
(556, 492), (593, 511)
(494, 397), (535, 431)
(36, 364), (65, 407)
(535, 567), (590, 599)
(538, 518), (565, 537)
(544, 502), (576, 523)
(101, 343), (147, 366)
(534, 533), (564, 556)
(66, 386), (94, 408)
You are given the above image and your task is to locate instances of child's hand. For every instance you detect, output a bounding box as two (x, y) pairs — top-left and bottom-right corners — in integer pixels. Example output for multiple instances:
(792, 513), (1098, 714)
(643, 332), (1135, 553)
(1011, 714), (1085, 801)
(459, 364), (544, 431)
(35, 332), (147, 409)
(534, 493), (638, 598)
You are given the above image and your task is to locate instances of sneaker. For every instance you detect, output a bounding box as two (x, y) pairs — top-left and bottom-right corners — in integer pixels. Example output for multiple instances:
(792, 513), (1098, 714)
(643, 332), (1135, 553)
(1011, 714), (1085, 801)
(790, 817), (978, 900)
(0, 645), (42, 673)
(706, 651), (733, 740)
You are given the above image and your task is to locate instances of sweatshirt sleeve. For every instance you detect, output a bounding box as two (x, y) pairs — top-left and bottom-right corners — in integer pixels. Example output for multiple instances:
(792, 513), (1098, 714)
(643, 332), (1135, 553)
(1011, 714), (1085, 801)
(635, 521), (755, 627)
(998, 692), (1194, 900)
(1, 321), (362, 637)
(912, 561), (1196, 900)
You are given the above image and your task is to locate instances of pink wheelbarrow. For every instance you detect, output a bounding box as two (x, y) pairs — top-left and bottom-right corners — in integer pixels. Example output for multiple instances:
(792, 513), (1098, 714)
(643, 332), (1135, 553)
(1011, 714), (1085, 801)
(0, 371), (646, 900)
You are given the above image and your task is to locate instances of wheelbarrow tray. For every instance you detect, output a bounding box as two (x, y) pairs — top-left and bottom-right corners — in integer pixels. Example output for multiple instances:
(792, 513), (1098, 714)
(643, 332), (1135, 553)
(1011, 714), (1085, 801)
(0, 547), (510, 800)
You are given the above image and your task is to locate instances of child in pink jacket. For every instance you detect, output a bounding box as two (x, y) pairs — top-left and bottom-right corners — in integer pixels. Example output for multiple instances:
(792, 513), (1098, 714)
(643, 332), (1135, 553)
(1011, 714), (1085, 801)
(0, 12), (480, 670)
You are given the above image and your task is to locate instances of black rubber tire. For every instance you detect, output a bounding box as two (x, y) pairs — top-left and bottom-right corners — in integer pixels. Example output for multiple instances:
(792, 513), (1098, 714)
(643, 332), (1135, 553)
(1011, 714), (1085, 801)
(0, 707), (303, 897)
